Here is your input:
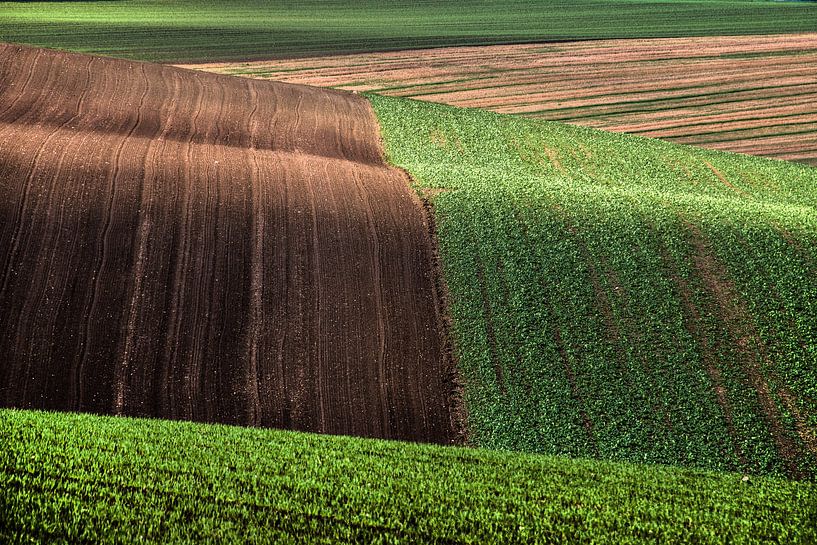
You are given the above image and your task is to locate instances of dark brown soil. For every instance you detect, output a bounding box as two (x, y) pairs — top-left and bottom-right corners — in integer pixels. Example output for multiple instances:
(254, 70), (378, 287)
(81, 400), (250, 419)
(0, 44), (457, 443)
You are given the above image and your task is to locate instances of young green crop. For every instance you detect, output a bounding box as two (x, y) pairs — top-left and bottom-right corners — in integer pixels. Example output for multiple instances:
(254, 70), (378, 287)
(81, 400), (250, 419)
(369, 94), (817, 480)
(1, 0), (816, 62)
(2, 409), (815, 544)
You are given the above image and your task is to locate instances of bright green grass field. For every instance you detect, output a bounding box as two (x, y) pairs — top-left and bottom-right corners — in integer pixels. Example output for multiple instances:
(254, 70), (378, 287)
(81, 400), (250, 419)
(1, 0), (816, 62)
(2, 409), (816, 544)
(369, 95), (817, 481)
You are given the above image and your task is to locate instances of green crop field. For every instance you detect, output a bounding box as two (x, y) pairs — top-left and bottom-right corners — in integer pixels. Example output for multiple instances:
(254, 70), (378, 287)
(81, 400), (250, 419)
(1, 0), (816, 62)
(369, 94), (817, 481)
(2, 409), (815, 544)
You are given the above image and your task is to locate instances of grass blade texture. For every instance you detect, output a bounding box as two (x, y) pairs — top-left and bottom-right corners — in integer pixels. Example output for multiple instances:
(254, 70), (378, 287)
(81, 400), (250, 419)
(2, 409), (815, 544)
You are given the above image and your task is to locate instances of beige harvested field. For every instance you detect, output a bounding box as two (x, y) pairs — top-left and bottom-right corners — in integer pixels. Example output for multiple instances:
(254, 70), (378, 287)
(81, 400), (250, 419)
(181, 34), (817, 166)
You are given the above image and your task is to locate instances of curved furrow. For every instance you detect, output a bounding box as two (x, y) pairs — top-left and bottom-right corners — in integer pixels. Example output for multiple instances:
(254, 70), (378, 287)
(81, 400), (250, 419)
(0, 48), (57, 135)
(307, 164), (328, 432)
(0, 56), (95, 298)
(0, 48), (43, 121)
(16, 105), (109, 408)
(116, 66), (179, 417)
(353, 166), (390, 437)
(0, 57), (96, 406)
(245, 79), (263, 427)
(75, 62), (151, 412)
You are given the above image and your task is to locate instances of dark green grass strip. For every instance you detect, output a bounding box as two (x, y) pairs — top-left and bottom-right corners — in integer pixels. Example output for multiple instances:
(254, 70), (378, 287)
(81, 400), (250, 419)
(1, 0), (816, 62)
(522, 82), (817, 119)
(2, 409), (816, 544)
(530, 90), (817, 124)
(369, 94), (817, 480)
(671, 125), (817, 145)
(625, 109), (817, 136)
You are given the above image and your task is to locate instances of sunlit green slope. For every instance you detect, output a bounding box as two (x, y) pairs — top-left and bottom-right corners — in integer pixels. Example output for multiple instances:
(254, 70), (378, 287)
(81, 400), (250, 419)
(370, 94), (817, 480)
(2, 409), (815, 544)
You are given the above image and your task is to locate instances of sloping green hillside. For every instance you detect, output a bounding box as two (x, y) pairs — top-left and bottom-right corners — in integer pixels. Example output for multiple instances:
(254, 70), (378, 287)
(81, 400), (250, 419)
(2, 409), (815, 544)
(370, 95), (817, 480)
(1, 0), (816, 62)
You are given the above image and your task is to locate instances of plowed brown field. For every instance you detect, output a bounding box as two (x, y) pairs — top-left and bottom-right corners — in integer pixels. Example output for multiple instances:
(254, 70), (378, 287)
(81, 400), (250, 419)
(0, 44), (457, 443)
(184, 34), (817, 166)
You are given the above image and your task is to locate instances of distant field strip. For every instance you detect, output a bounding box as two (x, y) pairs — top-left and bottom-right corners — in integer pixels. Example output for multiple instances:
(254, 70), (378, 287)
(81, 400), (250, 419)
(2, 0), (817, 62)
(192, 34), (817, 165)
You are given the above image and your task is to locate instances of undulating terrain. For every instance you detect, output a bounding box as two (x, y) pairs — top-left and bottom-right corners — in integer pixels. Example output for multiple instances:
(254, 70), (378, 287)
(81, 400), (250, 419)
(2, 0), (817, 541)
(0, 44), (457, 442)
(190, 33), (817, 165)
(371, 94), (817, 480)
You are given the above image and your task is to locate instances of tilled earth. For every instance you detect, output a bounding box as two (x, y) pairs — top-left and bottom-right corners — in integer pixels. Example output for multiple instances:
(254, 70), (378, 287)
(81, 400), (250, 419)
(186, 34), (817, 166)
(0, 44), (457, 443)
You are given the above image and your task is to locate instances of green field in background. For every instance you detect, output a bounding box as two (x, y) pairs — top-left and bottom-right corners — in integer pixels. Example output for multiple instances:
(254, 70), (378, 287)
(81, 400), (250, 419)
(2, 409), (815, 544)
(1, 0), (816, 62)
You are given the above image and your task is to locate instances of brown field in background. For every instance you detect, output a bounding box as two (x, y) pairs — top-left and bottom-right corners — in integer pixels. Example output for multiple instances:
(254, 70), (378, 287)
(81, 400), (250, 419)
(182, 34), (817, 166)
(0, 44), (457, 443)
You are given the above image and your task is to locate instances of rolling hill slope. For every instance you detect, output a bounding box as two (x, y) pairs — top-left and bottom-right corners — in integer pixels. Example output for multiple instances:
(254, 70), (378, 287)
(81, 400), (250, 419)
(2, 409), (815, 544)
(0, 44), (457, 443)
(370, 94), (817, 479)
